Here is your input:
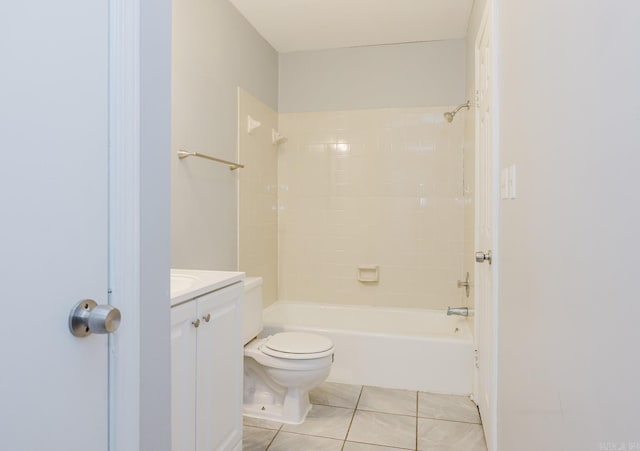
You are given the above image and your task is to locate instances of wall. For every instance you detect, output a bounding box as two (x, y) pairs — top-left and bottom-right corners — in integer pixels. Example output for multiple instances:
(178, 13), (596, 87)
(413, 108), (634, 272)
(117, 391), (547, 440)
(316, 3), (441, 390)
(140, 0), (172, 449)
(278, 107), (465, 309)
(279, 40), (466, 113)
(238, 89), (279, 306)
(496, 1), (640, 450)
(171, 0), (278, 270)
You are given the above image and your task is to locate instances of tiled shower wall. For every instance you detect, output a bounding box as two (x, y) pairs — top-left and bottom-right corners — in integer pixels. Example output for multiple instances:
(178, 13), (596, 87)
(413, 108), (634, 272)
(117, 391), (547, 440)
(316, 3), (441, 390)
(278, 108), (466, 310)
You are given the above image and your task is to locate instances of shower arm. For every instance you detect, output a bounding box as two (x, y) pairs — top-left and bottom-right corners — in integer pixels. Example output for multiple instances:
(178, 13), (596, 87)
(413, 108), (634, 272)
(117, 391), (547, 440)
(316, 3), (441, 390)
(443, 101), (472, 123)
(452, 101), (471, 115)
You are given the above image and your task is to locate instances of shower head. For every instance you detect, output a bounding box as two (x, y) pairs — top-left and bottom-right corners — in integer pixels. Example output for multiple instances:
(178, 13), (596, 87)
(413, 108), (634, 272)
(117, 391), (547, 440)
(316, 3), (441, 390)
(444, 101), (471, 123)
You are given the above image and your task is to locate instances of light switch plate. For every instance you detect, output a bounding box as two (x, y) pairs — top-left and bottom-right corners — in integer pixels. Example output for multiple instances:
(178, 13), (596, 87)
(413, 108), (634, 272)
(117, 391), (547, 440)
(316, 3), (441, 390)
(501, 167), (510, 199)
(509, 164), (517, 199)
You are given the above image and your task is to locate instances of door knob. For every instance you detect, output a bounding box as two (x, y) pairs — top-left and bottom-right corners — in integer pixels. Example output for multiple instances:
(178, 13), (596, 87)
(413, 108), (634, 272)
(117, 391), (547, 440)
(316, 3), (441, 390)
(475, 250), (492, 264)
(202, 313), (211, 323)
(69, 299), (121, 337)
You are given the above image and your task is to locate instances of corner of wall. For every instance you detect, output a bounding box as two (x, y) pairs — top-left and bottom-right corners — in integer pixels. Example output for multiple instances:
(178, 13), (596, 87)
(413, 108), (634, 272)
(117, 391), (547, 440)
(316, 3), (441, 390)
(238, 90), (279, 307)
(171, 0), (278, 270)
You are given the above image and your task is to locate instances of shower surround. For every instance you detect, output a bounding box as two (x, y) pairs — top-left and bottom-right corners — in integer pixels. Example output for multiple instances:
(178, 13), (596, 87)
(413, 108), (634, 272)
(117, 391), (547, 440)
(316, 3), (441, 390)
(278, 107), (466, 310)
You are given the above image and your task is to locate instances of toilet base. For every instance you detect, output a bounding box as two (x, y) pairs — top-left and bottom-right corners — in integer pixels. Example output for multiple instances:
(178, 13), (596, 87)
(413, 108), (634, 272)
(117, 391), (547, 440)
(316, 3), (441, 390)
(243, 388), (312, 425)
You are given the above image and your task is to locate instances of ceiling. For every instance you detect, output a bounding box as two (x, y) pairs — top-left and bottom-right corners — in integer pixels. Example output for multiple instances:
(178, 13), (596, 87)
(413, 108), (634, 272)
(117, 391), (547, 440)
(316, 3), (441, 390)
(229, 0), (475, 53)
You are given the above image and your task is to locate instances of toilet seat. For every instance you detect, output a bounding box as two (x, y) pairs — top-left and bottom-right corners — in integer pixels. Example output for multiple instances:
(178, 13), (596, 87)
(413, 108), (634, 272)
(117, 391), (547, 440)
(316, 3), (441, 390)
(245, 336), (333, 371)
(261, 332), (334, 359)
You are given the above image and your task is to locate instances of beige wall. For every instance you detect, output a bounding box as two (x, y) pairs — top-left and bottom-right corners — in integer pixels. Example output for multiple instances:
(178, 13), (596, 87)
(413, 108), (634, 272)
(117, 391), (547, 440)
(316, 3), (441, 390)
(171, 0), (277, 270)
(278, 107), (466, 309)
(238, 89), (279, 307)
(496, 1), (640, 450)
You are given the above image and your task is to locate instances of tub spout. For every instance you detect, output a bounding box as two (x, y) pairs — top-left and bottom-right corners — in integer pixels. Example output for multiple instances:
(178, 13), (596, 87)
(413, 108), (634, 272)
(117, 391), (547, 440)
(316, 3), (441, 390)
(447, 307), (470, 317)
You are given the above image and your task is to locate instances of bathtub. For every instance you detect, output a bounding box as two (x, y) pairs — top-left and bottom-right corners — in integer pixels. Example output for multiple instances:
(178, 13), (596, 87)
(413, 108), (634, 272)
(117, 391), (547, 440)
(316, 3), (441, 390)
(261, 302), (474, 395)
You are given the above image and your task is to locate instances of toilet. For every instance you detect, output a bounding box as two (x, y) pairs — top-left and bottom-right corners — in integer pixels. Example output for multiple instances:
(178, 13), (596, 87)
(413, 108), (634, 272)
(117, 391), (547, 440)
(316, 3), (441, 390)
(242, 277), (334, 424)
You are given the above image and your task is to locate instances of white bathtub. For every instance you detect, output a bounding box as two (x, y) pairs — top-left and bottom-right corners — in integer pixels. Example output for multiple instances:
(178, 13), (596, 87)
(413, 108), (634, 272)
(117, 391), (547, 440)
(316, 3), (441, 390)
(261, 302), (474, 395)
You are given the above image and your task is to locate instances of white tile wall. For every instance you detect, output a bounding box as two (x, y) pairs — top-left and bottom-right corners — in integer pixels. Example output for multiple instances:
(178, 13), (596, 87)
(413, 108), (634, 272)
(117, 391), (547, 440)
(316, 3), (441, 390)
(278, 107), (466, 310)
(238, 89), (279, 307)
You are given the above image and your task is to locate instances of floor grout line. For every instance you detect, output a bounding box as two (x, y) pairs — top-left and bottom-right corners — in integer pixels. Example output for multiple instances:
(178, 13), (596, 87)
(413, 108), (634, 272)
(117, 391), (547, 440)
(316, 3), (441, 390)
(340, 385), (364, 450)
(417, 415), (482, 425)
(263, 423), (283, 450)
(272, 430), (346, 439)
(355, 408), (420, 418)
(345, 439), (415, 451)
(243, 424), (282, 431)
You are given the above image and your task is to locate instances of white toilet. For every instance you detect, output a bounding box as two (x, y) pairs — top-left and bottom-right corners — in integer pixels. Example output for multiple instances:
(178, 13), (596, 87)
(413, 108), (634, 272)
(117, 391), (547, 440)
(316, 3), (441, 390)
(242, 277), (334, 424)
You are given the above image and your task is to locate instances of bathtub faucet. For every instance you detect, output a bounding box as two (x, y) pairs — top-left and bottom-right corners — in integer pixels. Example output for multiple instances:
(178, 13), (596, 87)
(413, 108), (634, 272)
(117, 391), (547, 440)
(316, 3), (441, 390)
(447, 307), (472, 317)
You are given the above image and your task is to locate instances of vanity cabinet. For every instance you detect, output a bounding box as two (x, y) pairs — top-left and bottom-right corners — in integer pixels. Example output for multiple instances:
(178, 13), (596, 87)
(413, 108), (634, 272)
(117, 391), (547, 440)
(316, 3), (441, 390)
(171, 280), (243, 451)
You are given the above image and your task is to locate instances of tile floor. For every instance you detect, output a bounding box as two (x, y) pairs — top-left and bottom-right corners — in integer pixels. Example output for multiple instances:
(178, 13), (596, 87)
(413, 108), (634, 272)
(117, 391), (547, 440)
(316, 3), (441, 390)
(243, 382), (488, 451)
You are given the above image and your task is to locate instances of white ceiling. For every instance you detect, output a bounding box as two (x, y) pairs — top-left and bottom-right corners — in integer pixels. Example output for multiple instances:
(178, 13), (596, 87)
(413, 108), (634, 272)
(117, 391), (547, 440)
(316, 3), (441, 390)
(229, 0), (475, 53)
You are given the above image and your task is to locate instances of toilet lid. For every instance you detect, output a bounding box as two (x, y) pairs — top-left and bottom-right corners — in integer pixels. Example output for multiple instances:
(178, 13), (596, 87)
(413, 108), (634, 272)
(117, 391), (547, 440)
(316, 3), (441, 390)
(262, 332), (333, 358)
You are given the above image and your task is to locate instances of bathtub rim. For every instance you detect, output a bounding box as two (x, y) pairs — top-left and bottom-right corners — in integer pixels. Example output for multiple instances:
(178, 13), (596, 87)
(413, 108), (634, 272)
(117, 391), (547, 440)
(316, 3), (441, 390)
(263, 300), (474, 342)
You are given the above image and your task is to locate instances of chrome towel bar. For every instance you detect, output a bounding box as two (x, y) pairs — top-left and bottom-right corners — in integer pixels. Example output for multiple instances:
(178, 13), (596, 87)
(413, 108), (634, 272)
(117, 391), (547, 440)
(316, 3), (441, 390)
(177, 149), (245, 171)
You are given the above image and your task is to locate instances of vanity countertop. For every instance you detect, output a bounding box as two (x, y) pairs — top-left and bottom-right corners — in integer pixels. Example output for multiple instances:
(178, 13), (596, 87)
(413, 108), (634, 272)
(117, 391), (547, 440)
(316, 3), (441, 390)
(170, 268), (245, 306)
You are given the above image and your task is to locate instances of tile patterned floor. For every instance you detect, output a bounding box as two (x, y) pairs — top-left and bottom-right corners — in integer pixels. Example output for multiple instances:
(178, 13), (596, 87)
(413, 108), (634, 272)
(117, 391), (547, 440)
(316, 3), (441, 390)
(243, 382), (488, 451)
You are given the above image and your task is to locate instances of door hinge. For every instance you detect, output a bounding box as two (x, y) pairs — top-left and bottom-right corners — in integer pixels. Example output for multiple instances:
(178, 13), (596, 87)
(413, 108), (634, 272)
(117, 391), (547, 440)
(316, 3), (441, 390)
(474, 348), (479, 368)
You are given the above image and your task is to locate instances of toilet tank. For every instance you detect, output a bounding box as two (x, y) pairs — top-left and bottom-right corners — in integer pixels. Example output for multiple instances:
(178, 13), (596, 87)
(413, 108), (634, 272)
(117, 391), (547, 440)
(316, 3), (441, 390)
(242, 277), (263, 345)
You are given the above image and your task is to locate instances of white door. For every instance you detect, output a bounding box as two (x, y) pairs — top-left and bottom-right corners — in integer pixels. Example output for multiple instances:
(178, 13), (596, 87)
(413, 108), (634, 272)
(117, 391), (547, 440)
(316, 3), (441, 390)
(197, 284), (243, 451)
(475, 4), (497, 451)
(0, 2), (110, 450)
(171, 301), (198, 451)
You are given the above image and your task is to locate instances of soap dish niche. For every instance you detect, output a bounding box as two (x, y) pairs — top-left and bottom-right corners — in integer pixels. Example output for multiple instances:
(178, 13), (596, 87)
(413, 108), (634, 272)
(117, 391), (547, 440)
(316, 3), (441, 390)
(358, 265), (379, 283)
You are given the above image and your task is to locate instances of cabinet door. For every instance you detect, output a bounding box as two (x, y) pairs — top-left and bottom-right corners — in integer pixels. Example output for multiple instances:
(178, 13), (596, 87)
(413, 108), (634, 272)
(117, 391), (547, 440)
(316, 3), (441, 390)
(171, 301), (198, 451)
(196, 283), (243, 451)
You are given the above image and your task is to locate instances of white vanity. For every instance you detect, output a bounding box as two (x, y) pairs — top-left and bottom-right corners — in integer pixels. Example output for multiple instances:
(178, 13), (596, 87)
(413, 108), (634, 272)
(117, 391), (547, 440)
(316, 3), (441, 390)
(170, 269), (245, 451)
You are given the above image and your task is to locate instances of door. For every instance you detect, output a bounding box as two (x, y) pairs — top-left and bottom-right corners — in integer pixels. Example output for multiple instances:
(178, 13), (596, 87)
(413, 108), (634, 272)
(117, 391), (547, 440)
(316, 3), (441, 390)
(0, 2), (110, 450)
(197, 284), (243, 451)
(171, 301), (198, 451)
(475, 3), (497, 450)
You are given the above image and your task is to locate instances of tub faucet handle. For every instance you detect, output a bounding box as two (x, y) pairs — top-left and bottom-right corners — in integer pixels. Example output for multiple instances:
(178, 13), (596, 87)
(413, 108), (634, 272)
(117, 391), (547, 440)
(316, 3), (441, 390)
(447, 307), (470, 317)
(457, 272), (471, 298)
